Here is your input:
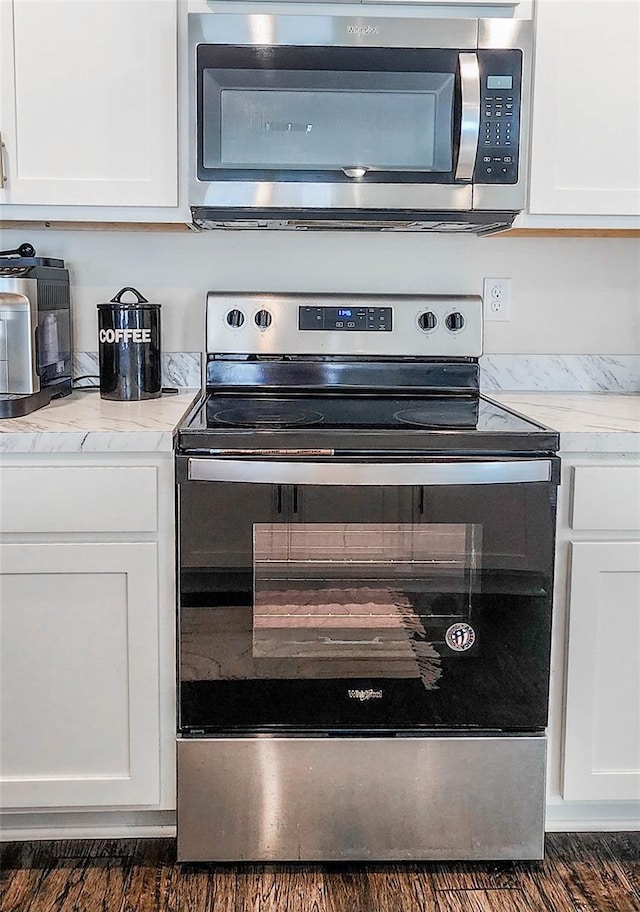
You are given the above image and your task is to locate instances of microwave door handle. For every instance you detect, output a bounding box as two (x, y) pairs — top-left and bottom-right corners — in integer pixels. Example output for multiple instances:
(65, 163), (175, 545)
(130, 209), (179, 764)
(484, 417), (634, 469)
(455, 52), (480, 181)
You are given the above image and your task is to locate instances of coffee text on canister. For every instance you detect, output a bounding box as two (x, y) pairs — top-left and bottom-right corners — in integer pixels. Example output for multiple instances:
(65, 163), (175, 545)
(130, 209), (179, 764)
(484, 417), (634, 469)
(99, 328), (151, 344)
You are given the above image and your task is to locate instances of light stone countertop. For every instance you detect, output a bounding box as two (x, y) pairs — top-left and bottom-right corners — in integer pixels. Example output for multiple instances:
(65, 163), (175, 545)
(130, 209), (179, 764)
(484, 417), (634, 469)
(0, 390), (201, 454)
(489, 392), (640, 455)
(1, 390), (638, 457)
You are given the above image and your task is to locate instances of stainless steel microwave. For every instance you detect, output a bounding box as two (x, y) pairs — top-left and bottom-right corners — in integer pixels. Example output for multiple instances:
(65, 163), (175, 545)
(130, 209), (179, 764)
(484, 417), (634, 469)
(189, 14), (532, 233)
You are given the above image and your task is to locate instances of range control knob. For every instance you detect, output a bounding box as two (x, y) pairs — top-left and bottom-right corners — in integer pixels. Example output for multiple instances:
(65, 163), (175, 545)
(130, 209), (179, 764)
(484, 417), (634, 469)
(418, 311), (438, 331)
(445, 312), (465, 332)
(255, 309), (273, 330)
(226, 309), (245, 328)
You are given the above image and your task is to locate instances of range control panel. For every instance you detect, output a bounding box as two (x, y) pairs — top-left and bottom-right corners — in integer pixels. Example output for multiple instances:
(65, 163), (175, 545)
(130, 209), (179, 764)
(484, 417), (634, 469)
(206, 293), (483, 358)
(475, 50), (522, 185)
(299, 306), (392, 332)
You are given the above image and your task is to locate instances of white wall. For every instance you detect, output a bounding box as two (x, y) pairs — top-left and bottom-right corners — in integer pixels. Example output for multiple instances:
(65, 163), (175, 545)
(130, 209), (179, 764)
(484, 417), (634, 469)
(3, 228), (639, 355)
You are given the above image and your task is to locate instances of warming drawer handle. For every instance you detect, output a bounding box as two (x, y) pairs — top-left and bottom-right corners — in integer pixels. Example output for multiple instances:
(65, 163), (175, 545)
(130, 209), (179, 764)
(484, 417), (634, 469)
(455, 52), (480, 182)
(186, 459), (552, 486)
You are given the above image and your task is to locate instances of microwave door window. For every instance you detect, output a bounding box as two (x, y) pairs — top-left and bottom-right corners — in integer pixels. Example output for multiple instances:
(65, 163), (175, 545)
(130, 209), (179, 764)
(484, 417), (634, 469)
(220, 89), (439, 171)
(202, 70), (454, 173)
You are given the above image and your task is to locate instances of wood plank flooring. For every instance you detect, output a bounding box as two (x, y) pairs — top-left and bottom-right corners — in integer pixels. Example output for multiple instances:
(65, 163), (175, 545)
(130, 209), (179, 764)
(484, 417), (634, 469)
(1, 833), (638, 912)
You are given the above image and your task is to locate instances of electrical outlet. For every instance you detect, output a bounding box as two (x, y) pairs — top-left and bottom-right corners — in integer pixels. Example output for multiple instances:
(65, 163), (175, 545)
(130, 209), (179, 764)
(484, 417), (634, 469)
(483, 277), (511, 322)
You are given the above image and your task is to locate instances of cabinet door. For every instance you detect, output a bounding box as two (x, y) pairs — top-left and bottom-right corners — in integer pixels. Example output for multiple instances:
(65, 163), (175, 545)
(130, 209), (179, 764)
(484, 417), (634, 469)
(0, 0), (177, 206)
(0, 541), (161, 809)
(562, 541), (640, 801)
(529, 0), (640, 216)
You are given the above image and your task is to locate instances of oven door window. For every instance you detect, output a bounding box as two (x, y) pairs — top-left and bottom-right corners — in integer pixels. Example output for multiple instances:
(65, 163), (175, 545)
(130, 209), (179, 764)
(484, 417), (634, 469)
(253, 522), (479, 690)
(178, 477), (555, 734)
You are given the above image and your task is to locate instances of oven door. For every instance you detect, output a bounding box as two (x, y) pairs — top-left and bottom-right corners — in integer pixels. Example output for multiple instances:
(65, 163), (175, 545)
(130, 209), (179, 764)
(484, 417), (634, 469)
(177, 456), (559, 734)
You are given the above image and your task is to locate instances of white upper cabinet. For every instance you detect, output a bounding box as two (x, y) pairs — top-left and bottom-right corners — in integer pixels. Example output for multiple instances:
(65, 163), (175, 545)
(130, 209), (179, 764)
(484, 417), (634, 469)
(528, 0), (640, 217)
(0, 0), (177, 207)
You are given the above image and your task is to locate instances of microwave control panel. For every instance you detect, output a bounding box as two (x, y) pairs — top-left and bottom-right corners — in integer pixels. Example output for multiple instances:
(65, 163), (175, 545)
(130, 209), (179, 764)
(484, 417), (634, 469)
(475, 50), (522, 185)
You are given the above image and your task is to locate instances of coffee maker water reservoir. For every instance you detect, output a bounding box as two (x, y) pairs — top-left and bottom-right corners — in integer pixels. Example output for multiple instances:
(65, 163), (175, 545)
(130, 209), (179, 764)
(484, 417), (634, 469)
(0, 250), (72, 418)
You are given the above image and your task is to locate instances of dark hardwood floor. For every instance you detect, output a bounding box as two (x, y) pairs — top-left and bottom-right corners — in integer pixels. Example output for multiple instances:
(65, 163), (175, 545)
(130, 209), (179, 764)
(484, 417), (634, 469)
(1, 833), (638, 912)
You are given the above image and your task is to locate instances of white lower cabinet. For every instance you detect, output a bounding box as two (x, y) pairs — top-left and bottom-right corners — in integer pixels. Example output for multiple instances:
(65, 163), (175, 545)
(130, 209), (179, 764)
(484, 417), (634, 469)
(0, 454), (176, 819)
(562, 541), (640, 801)
(556, 462), (640, 809)
(0, 541), (160, 809)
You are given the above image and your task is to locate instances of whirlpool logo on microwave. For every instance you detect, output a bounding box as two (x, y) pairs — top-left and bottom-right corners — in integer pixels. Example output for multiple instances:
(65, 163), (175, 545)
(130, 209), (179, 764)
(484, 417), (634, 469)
(99, 328), (152, 344)
(347, 25), (380, 37)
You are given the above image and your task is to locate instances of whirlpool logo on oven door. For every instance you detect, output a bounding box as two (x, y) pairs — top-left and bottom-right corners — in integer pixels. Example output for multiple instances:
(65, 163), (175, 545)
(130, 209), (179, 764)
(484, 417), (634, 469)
(445, 623), (476, 652)
(348, 689), (383, 701)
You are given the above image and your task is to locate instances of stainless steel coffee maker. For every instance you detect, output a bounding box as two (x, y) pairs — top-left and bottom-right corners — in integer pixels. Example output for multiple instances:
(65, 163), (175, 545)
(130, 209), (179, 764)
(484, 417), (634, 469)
(0, 245), (72, 418)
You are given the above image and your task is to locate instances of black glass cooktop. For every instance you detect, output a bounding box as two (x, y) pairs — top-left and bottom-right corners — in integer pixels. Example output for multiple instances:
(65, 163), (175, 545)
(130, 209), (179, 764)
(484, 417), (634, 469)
(179, 393), (559, 455)
(206, 395), (482, 430)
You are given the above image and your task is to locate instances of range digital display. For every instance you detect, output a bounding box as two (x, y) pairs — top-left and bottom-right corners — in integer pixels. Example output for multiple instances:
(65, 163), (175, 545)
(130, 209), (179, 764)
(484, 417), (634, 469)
(299, 306), (392, 332)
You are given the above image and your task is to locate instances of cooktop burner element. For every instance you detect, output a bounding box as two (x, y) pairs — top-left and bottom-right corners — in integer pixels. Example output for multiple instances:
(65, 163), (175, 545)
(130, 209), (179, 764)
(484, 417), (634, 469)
(394, 407), (464, 428)
(212, 404), (324, 428)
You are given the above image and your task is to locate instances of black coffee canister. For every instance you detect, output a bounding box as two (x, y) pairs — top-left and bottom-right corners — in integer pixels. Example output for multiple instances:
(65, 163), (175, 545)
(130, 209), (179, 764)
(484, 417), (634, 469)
(98, 287), (161, 401)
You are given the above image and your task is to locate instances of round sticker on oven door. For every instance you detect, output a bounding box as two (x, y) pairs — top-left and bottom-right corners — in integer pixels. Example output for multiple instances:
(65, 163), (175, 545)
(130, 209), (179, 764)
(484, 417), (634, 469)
(445, 622), (476, 652)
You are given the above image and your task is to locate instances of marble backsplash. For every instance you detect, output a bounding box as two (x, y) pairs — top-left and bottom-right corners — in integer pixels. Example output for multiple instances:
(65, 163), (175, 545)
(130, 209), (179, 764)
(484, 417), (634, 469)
(480, 355), (640, 392)
(73, 353), (639, 392)
(73, 352), (202, 389)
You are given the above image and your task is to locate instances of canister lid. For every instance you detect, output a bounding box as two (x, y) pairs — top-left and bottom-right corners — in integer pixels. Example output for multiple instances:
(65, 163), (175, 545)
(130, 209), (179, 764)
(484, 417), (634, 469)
(98, 287), (161, 309)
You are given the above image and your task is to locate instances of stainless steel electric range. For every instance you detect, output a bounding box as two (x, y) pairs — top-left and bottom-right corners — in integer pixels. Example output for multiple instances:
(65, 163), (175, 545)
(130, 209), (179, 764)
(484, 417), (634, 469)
(176, 292), (560, 863)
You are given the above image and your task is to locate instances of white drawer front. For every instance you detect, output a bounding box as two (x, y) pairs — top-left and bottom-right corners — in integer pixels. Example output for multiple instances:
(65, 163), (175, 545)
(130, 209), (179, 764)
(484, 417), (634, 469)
(572, 466), (640, 531)
(0, 466), (157, 533)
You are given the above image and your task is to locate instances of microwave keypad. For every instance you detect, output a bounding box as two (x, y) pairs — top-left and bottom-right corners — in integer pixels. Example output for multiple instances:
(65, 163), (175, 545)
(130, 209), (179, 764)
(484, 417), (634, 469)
(478, 92), (519, 184)
(483, 97), (514, 144)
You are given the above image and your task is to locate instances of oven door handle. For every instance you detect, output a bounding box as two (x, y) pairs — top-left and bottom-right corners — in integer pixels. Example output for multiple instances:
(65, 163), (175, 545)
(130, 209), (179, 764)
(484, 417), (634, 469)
(455, 52), (480, 182)
(186, 459), (552, 486)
